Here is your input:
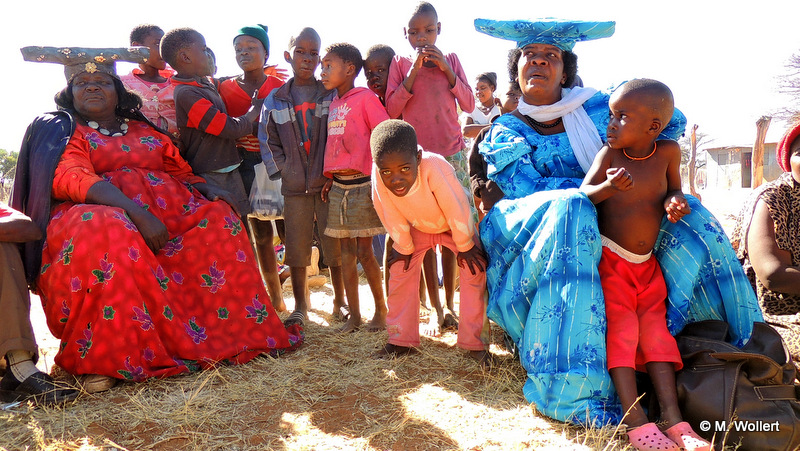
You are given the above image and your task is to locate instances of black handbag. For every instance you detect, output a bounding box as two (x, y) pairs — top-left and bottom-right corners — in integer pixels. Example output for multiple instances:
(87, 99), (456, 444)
(675, 320), (800, 450)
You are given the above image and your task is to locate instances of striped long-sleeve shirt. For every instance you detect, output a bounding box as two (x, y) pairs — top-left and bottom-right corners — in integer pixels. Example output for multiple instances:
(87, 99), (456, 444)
(173, 76), (252, 174)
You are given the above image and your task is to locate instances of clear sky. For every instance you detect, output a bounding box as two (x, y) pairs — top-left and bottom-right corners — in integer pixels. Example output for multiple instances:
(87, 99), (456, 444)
(1, 0), (798, 153)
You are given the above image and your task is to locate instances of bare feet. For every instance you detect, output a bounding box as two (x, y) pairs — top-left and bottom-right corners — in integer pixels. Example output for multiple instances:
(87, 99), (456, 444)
(373, 343), (419, 359)
(441, 309), (459, 331)
(339, 316), (361, 333)
(468, 350), (495, 368)
(422, 316), (441, 337)
(273, 299), (288, 313)
(365, 314), (386, 332)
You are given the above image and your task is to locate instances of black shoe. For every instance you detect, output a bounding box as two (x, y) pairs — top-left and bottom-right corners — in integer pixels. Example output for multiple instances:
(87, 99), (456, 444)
(0, 371), (78, 405)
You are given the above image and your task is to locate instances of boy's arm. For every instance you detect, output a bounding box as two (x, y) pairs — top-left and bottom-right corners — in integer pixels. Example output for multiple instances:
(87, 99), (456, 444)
(385, 57), (411, 119)
(447, 54), (476, 114)
(263, 105), (287, 178)
(662, 140), (691, 222)
(580, 146), (631, 204)
(258, 101), (281, 179)
(178, 87), (257, 140)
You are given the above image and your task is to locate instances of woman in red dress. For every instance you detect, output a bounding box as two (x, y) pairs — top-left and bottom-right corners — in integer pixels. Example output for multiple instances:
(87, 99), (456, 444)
(13, 47), (302, 393)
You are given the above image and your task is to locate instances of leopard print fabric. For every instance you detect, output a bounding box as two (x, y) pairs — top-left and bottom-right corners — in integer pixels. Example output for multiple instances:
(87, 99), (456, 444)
(731, 172), (800, 369)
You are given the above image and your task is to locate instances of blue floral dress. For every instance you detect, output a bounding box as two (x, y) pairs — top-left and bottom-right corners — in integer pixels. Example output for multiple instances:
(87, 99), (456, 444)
(478, 91), (763, 425)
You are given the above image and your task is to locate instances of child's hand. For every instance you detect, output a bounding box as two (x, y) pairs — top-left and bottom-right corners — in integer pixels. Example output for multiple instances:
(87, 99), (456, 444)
(457, 244), (487, 276)
(419, 45), (451, 73)
(194, 182), (240, 216)
(386, 247), (412, 271)
(321, 179), (333, 202)
(411, 47), (427, 70)
(251, 92), (265, 112)
(606, 167), (633, 191)
(665, 194), (691, 223)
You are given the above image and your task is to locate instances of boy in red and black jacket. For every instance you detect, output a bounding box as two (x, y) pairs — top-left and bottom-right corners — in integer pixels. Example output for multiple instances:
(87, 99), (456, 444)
(162, 27), (261, 217)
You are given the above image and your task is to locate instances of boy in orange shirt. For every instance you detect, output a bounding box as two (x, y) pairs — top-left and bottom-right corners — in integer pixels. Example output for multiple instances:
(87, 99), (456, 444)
(371, 120), (491, 365)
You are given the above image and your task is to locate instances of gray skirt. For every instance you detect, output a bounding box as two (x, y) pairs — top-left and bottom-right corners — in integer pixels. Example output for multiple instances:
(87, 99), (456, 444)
(324, 179), (385, 238)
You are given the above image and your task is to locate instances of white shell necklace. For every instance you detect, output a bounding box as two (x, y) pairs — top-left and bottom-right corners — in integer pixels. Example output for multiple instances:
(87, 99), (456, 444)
(87, 119), (129, 137)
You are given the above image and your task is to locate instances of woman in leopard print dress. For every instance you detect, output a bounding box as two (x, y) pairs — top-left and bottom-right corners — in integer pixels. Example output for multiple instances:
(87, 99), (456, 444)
(732, 121), (800, 368)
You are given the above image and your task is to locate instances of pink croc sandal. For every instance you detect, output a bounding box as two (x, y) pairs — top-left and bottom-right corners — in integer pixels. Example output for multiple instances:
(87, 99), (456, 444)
(664, 421), (711, 451)
(626, 422), (680, 451)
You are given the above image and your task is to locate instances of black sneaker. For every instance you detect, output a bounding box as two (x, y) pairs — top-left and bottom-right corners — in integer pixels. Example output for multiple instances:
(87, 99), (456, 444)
(0, 371), (78, 405)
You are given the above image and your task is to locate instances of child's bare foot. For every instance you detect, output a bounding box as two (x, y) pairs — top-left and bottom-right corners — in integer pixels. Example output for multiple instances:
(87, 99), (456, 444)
(338, 316), (361, 333)
(422, 318), (441, 337)
(365, 314), (386, 332)
(373, 343), (419, 359)
(468, 350), (495, 368)
(332, 304), (350, 321)
(442, 309), (459, 331)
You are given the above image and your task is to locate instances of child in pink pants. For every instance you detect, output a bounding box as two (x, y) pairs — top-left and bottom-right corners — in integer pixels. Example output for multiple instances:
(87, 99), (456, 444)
(369, 119), (492, 365)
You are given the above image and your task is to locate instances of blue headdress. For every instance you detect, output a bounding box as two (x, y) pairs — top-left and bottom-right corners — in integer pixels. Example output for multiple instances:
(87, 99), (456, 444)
(474, 18), (615, 51)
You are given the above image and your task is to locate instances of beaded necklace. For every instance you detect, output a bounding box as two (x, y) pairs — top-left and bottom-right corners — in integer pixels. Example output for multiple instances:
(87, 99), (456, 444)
(86, 118), (129, 137)
(622, 142), (657, 161)
(523, 115), (562, 134)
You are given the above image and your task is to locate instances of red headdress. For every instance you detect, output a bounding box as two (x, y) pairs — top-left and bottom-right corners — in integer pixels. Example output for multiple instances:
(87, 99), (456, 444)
(777, 121), (800, 173)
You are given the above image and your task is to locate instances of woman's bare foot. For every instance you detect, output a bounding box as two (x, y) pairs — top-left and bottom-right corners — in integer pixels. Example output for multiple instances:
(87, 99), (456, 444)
(468, 350), (495, 368)
(339, 316), (361, 333)
(373, 343), (419, 359)
(365, 314), (386, 332)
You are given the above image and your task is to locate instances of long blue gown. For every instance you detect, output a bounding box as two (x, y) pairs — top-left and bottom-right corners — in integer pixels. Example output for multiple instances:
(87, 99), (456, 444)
(478, 90), (763, 425)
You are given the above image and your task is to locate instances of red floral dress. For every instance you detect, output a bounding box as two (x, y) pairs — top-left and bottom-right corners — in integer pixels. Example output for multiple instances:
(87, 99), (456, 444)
(38, 121), (302, 381)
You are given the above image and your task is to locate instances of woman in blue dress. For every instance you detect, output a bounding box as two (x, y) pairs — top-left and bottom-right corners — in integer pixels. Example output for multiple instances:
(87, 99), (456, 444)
(473, 18), (763, 425)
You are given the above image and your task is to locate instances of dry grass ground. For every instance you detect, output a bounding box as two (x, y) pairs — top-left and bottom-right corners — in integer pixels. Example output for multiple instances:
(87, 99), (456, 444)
(0, 187), (747, 450)
(3, 280), (633, 450)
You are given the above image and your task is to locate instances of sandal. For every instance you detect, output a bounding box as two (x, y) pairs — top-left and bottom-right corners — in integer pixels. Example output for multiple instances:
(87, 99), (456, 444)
(333, 305), (350, 321)
(626, 422), (679, 451)
(283, 310), (306, 327)
(664, 422), (711, 451)
(78, 374), (117, 394)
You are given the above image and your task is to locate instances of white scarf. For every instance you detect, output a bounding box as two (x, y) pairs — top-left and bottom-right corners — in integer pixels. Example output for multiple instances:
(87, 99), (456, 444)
(517, 86), (602, 173)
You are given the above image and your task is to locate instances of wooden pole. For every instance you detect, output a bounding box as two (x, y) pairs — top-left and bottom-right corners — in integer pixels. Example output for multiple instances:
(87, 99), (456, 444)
(689, 124), (701, 200)
(752, 116), (772, 188)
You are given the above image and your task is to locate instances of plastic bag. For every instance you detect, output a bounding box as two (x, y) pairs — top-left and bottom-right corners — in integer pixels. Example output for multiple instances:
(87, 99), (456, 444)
(249, 162), (283, 219)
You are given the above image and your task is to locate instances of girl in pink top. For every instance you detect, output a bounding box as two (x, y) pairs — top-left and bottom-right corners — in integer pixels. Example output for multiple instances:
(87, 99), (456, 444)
(320, 43), (389, 333)
(384, 1), (475, 334)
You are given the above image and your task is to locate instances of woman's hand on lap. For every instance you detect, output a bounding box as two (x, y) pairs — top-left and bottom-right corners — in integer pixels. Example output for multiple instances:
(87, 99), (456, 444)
(129, 209), (169, 253)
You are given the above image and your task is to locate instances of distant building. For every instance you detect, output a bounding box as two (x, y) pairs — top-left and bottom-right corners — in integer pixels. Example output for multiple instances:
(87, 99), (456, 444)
(700, 143), (782, 189)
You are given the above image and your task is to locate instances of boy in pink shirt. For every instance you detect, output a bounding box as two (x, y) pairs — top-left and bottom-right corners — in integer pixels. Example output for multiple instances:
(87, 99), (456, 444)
(384, 1), (475, 331)
(320, 43), (389, 333)
(371, 119), (492, 365)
